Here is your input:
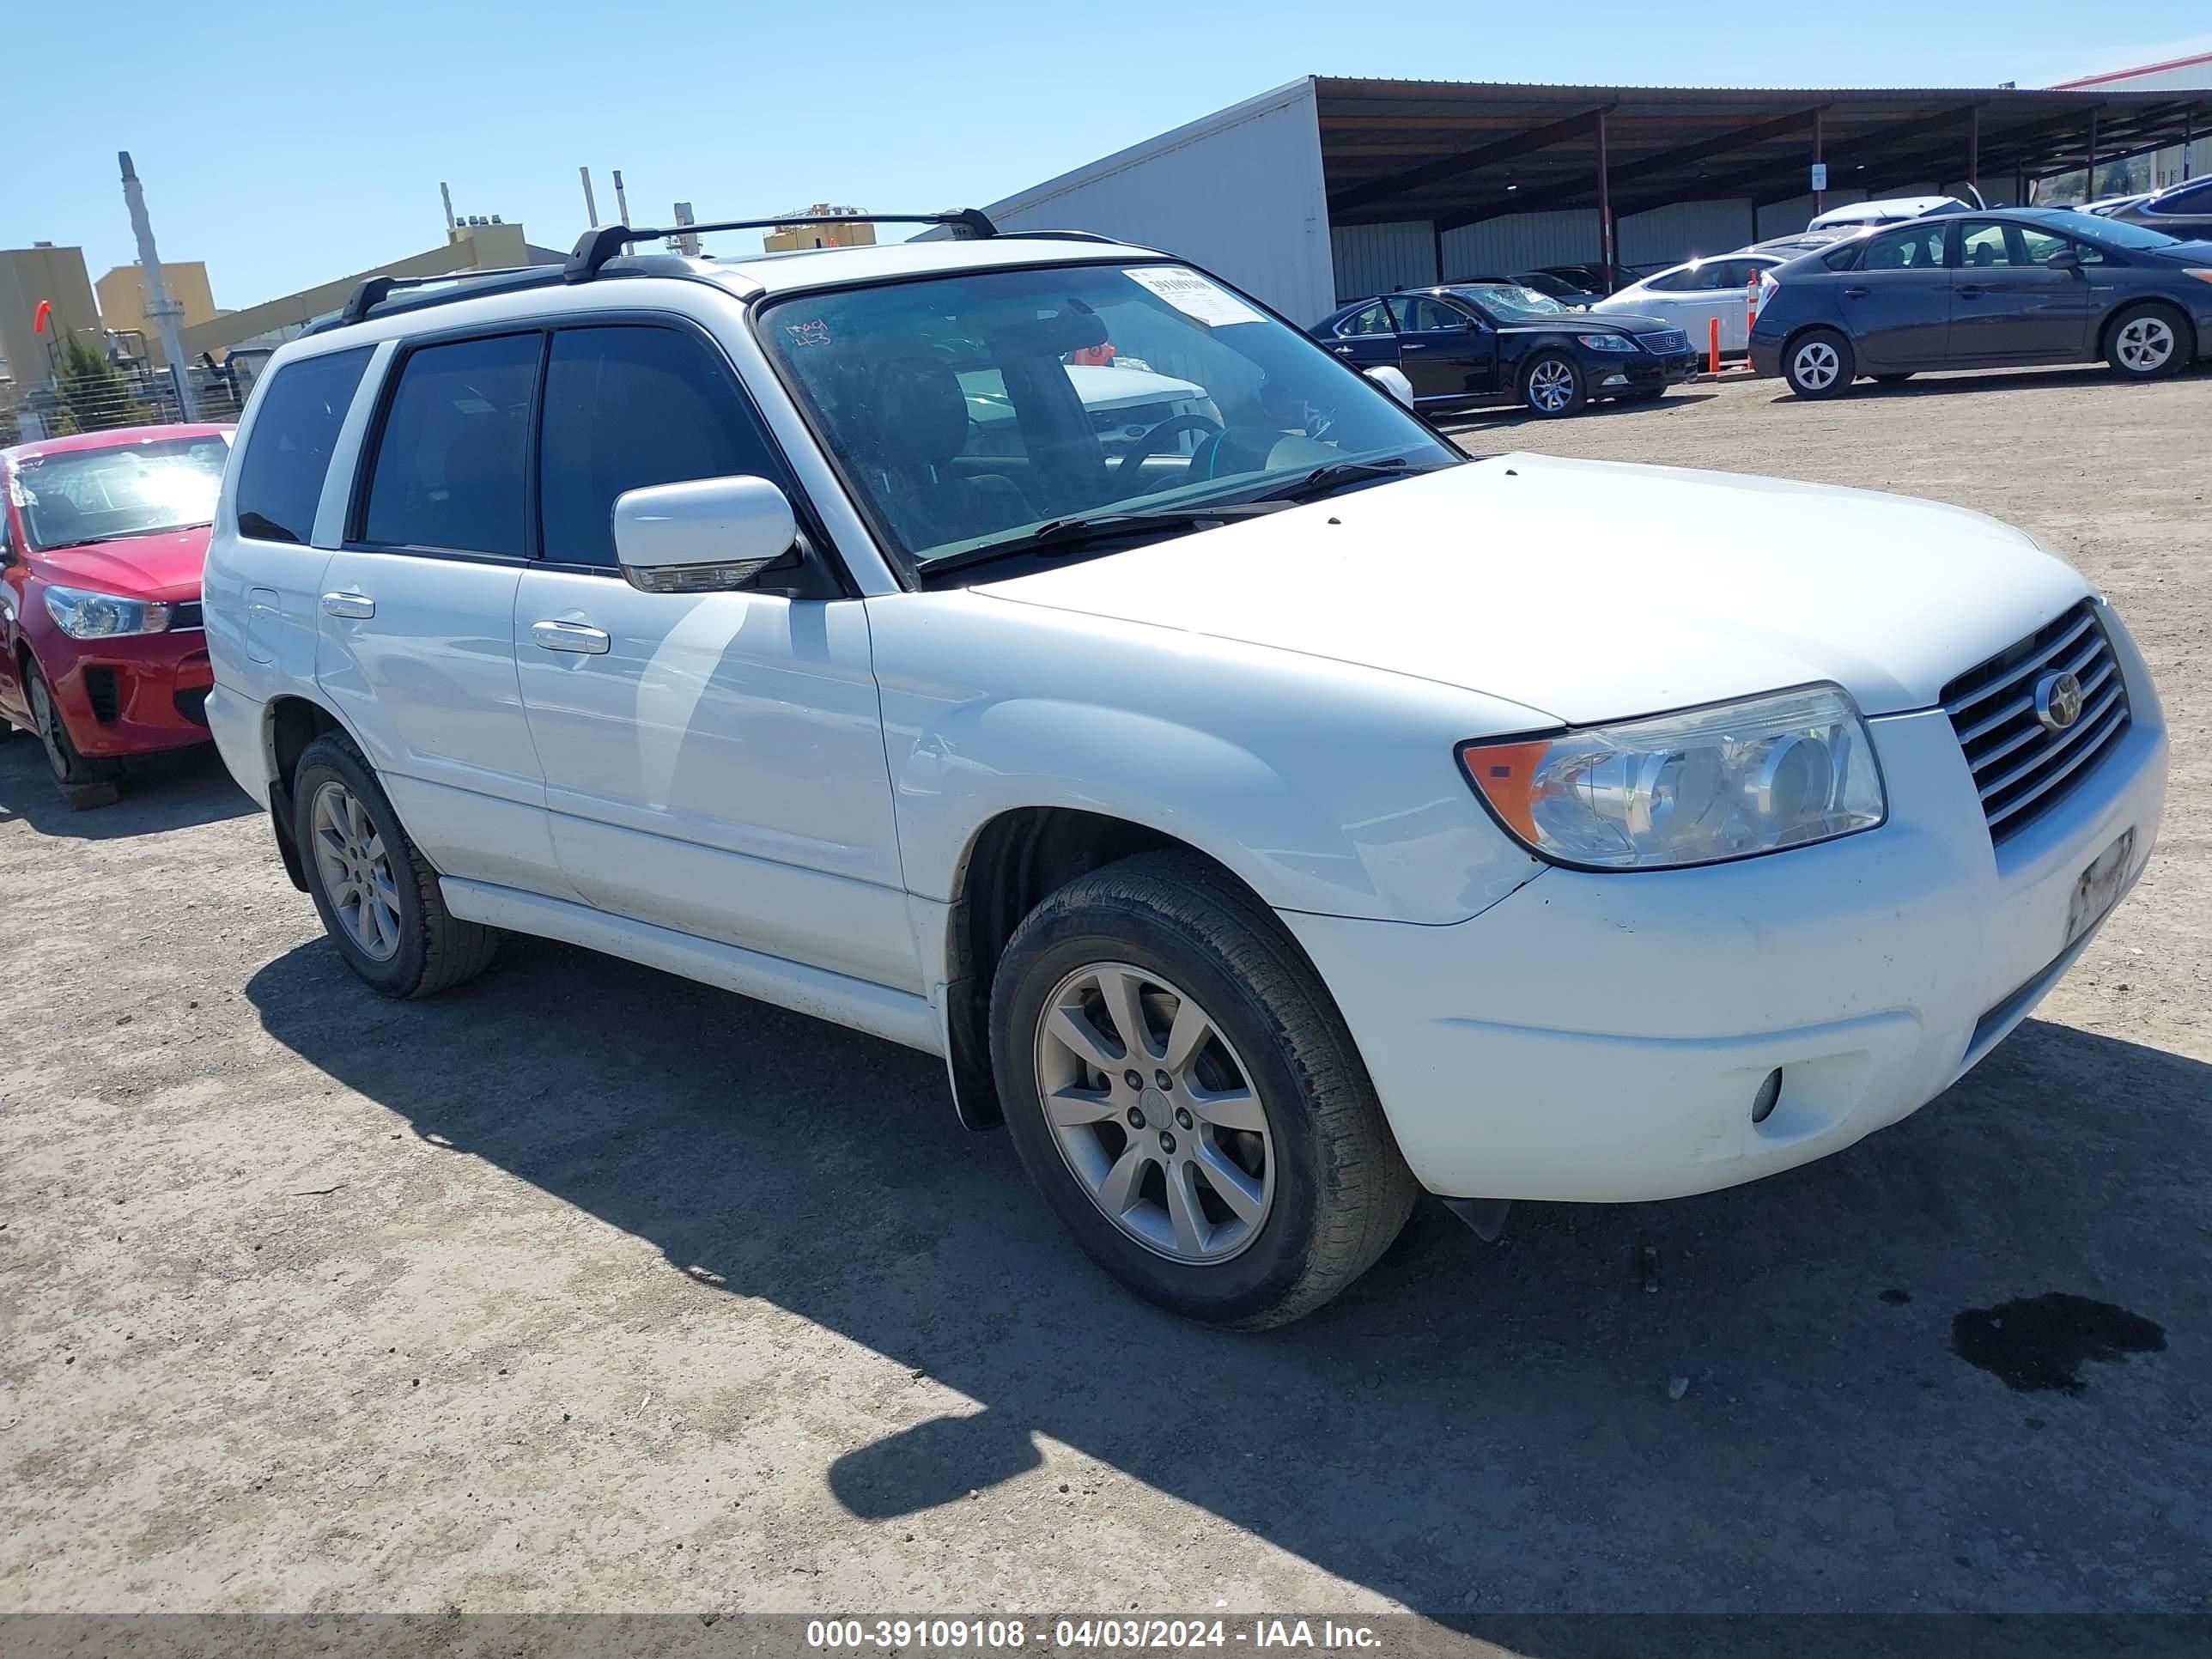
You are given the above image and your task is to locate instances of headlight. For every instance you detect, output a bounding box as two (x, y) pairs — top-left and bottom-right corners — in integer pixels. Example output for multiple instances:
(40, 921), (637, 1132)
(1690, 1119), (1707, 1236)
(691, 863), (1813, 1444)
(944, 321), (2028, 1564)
(43, 585), (176, 640)
(1459, 685), (1886, 870)
(1577, 333), (1638, 353)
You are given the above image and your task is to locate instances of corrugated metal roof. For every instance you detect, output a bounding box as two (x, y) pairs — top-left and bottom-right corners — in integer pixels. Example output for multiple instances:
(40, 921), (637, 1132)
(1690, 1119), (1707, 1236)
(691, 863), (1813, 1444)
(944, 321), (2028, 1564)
(1314, 77), (2212, 228)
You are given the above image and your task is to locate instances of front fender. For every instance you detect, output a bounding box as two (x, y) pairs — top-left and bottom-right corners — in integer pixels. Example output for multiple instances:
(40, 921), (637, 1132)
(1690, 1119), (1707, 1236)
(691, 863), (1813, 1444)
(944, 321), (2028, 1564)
(869, 594), (1549, 925)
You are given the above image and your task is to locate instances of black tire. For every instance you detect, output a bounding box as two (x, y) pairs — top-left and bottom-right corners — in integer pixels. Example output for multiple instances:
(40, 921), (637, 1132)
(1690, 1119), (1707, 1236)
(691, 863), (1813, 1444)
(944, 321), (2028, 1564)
(1873, 373), (1914, 385)
(1784, 329), (1856, 398)
(1521, 352), (1585, 418)
(2105, 302), (2190, 381)
(989, 850), (1419, 1328)
(24, 657), (121, 806)
(292, 731), (497, 998)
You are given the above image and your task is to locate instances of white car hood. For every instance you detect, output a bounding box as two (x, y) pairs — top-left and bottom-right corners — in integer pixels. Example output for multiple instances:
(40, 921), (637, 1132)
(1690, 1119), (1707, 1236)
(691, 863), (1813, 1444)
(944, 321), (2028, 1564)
(974, 454), (2089, 726)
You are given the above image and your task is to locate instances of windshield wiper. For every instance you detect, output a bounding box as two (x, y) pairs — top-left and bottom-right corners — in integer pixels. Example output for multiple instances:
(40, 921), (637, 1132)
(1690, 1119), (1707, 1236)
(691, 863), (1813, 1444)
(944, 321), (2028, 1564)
(1249, 456), (1437, 503)
(916, 503), (1285, 578)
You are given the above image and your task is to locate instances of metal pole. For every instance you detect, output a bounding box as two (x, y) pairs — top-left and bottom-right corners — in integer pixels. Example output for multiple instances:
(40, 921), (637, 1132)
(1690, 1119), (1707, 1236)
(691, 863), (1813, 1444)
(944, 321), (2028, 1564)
(117, 151), (196, 421)
(2086, 108), (2100, 198)
(612, 169), (631, 224)
(440, 181), (457, 234)
(2185, 114), (2196, 181)
(1431, 221), (1443, 285)
(1595, 109), (1613, 289)
(673, 202), (700, 257)
(580, 167), (599, 228)
(1968, 106), (1980, 195)
(1812, 108), (1826, 218)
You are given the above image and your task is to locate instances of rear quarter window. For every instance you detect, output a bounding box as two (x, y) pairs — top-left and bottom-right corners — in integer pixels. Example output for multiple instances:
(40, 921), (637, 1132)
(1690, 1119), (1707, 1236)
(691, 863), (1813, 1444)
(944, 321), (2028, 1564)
(232, 347), (374, 544)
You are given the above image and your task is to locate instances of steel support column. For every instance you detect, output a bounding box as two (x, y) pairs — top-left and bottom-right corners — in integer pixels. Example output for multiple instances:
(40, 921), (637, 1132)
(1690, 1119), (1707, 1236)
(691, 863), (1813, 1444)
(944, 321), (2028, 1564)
(1595, 109), (1613, 288)
(1813, 108), (1826, 216)
(2086, 107), (2100, 195)
(1968, 106), (1980, 194)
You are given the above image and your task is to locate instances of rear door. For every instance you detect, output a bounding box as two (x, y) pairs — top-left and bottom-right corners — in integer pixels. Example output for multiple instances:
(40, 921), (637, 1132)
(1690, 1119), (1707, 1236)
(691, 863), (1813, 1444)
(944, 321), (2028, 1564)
(1843, 222), (1955, 369)
(1394, 296), (1498, 399)
(1947, 220), (2094, 362)
(512, 321), (913, 990)
(316, 330), (566, 896)
(1320, 301), (1403, 372)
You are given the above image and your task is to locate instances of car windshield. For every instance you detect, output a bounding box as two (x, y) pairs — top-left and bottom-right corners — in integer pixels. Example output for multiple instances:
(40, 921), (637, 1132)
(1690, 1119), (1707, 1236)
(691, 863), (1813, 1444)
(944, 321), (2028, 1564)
(2029, 210), (2185, 250)
(757, 262), (1459, 569)
(13, 434), (230, 551)
(1449, 284), (1568, 319)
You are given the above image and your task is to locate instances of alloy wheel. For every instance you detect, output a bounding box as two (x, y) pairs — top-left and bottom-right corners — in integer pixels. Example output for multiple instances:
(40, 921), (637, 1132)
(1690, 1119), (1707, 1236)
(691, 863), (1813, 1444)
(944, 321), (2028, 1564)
(2116, 316), (2175, 373)
(1793, 340), (1841, 390)
(1528, 359), (1577, 413)
(1032, 961), (1274, 1264)
(27, 672), (70, 781)
(310, 780), (404, 962)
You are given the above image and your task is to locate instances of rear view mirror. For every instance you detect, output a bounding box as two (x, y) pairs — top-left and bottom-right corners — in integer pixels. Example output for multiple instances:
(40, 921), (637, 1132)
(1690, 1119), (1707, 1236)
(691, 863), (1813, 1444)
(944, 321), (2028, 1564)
(1364, 365), (1415, 407)
(613, 475), (798, 594)
(2047, 249), (2083, 275)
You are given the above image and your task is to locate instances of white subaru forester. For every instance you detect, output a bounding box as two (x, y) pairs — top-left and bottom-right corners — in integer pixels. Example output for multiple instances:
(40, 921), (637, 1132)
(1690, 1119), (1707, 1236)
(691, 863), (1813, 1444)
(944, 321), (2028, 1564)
(203, 212), (2168, 1328)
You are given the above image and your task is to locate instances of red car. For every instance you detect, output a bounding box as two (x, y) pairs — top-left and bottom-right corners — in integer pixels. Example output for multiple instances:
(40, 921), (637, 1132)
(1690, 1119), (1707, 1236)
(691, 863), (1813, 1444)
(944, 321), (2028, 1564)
(0, 423), (234, 806)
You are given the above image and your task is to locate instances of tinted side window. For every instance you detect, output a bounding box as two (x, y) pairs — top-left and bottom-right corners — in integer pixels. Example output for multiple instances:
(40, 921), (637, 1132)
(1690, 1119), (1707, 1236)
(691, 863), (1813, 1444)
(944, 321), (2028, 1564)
(538, 325), (792, 568)
(1862, 223), (1949, 270)
(2148, 180), (2212, 214)
(363, 334), (539, 556)
(1399, 297), (1469, 332)
(1958, 222), (2012, 267)
(1337, 302), (1395, 337)
(1643, 266), (1698, 292)
(233, 346), (374, 544)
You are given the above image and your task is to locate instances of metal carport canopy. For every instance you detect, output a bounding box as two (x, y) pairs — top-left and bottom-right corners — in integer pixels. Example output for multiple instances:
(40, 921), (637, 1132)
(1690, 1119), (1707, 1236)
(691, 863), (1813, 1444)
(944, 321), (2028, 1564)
(1317, 78), (2212, 230)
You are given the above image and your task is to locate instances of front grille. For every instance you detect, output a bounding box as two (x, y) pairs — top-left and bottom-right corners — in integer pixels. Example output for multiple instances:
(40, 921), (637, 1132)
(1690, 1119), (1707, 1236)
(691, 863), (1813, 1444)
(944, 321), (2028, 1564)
(1942, 600), (2130, 842)
(1634, 329), (1689, 354)
(83, 666), (121, 724)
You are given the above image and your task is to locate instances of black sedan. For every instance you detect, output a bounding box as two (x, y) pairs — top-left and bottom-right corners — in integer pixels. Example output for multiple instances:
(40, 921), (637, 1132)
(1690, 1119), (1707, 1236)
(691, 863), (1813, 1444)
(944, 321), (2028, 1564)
(1749, 207), (2212, 398)
(1313, 283), (1698, 418)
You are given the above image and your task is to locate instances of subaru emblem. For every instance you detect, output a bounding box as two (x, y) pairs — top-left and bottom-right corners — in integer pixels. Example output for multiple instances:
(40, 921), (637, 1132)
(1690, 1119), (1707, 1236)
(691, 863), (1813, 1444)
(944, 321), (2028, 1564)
(2034, 670), (2084, 734)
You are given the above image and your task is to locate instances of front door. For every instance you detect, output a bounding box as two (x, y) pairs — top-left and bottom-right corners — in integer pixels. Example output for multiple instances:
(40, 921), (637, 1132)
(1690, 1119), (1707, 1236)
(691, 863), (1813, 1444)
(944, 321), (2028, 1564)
(1948, 220), (2098, 362)
(1393, 296), (1498, 400)
(1844, 221), (1955, 370)
(511, 323), (915, 992)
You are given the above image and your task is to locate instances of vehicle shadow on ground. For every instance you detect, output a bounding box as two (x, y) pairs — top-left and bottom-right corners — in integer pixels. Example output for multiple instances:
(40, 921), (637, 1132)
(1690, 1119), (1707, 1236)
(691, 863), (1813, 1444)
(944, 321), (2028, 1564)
(1763, 363), (2211, 404)
(245, 935), (2210, 1614)
(0, 738), (252, 839)
(1449, 390), (1721, 440)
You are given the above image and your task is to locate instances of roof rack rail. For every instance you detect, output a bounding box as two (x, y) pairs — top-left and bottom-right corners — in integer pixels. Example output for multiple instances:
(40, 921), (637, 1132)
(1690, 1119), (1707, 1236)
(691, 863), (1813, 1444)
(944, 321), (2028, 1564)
(992, 228), (1121, 245)
(320, 264), (567, 333)
(562, 209), (998, 283)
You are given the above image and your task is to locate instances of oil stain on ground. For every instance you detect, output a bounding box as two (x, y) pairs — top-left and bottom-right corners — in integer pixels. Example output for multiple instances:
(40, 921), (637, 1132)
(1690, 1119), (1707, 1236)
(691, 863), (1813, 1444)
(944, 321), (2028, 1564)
(1952, 1292), (2166, 1395)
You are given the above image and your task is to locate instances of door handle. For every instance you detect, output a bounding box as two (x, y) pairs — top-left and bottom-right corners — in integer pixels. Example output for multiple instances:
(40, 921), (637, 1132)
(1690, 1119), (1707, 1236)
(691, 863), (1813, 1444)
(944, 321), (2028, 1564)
(532, 619), (611, 656)
(1843, 285), (1870, 299)
(1329, 343), (1357, 356)
(320, 591), (374, 619)
(1401, 342), (1429, 351)
(1959, 283), (1986, 298)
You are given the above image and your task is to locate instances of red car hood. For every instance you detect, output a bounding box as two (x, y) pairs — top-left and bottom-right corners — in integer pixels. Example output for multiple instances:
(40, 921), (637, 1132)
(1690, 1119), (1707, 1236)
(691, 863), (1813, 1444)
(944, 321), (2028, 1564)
(33, 526), (211, 603)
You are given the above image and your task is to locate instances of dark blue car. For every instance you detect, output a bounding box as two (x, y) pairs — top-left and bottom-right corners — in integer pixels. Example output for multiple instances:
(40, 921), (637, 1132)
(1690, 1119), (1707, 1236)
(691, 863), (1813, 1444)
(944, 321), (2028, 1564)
(1749, 207), (2212, 398)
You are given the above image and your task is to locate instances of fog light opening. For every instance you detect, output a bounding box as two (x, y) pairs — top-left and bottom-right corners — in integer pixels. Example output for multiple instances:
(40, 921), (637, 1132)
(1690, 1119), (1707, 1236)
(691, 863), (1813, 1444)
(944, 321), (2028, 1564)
(1751, 1068), (1784, 1125)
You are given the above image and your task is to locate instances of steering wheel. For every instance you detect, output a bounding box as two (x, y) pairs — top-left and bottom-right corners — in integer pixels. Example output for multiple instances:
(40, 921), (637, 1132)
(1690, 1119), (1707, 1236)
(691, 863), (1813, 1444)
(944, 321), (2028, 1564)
(1110, 412), (1224, 481)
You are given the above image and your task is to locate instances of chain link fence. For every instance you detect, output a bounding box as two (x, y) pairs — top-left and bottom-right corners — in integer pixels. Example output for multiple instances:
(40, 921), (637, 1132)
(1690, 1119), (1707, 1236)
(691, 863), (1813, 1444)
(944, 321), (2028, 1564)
(2, 353), (246, 447)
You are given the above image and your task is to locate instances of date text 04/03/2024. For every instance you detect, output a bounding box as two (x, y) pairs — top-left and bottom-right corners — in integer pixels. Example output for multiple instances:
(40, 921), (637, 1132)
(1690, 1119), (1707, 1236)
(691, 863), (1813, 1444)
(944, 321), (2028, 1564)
(804, 1618), (1383, 1649)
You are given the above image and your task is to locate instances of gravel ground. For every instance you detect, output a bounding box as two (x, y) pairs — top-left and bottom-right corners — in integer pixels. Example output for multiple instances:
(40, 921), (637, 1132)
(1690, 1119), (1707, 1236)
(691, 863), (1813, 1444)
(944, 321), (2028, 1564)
(3, 367), (2208, 1626)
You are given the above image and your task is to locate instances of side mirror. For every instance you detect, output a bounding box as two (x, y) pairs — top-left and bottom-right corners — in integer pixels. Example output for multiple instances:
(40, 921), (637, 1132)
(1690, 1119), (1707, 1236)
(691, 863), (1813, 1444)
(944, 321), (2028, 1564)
(1364, 365), (1415, 407)
(2047, 248), (2082, 275)
(613, 474), (798, 594)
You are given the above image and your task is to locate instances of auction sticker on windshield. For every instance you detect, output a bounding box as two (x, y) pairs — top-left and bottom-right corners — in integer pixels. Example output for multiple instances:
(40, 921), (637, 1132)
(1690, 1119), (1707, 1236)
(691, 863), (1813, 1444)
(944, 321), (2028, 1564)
(1125, 266), (1265, 328)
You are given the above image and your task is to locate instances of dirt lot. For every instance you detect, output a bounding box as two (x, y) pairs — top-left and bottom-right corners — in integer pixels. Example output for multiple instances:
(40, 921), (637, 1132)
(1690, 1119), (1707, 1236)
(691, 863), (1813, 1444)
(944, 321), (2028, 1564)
(3, 368), (2209, 1627)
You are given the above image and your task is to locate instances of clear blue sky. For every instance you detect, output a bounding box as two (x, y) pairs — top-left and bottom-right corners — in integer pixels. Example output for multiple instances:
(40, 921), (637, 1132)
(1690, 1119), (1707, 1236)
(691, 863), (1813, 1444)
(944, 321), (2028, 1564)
(8, 2), (2208, 311)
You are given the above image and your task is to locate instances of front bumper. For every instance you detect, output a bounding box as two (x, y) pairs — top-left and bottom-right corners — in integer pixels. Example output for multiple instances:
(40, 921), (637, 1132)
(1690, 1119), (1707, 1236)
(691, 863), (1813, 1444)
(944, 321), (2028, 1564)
(1281, 623), (2168, 1205)
(46, 629), (215, 758)
(1597, 350), (1698, 392)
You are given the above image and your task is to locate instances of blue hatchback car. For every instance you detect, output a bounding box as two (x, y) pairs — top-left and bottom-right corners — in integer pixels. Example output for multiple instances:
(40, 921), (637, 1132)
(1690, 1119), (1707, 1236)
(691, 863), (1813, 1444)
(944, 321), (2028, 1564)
(1749, 207), (2212, 398)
